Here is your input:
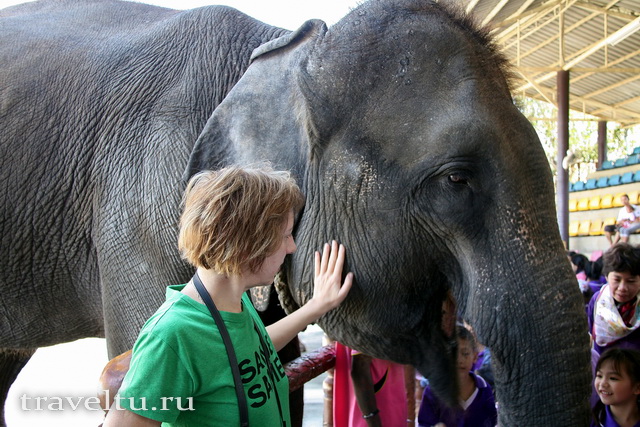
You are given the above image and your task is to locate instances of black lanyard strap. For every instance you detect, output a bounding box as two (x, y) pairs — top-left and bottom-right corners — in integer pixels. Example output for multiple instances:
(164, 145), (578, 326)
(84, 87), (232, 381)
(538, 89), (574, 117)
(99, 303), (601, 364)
(253, 323), (286, 427)
(192, 273), (249, 427)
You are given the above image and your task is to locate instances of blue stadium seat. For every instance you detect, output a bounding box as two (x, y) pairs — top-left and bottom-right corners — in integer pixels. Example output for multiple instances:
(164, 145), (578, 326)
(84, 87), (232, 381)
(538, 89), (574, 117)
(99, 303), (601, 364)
(627, 154), (639, 165)
(585, 178), (597, 190)
(601, 160), (614, 170)
(609, 174), (622, 186)
(596, 177), (609, 188)
(621, 172), (634, 184)
(615, 159), (626, 168)
(634, 171), (640, 182)
(573, 181), (586, 191)
(634, 147), (640, 155)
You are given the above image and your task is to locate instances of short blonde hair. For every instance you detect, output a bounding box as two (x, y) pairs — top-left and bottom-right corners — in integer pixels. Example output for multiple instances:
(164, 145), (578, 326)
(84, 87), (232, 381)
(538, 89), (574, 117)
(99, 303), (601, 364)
(178, 166), (305, 275)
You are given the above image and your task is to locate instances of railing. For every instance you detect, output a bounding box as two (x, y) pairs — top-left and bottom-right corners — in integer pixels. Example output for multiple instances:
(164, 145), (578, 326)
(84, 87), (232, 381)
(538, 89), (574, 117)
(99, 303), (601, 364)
(97, 345), (336, 410)
(97, 342), (419, 426)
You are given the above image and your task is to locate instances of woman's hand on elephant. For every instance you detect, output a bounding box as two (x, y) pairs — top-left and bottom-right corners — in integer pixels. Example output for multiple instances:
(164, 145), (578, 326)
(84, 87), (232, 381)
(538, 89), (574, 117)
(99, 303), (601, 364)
(266, 241), (353, 351)
(310, 240), (354, 314)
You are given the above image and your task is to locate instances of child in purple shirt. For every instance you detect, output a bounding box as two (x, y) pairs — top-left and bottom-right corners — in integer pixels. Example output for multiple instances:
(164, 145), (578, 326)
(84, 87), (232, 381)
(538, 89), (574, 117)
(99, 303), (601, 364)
(587, 244), (640, 358)
(592, 348), (640, 427)
(418, 324), (497, 427)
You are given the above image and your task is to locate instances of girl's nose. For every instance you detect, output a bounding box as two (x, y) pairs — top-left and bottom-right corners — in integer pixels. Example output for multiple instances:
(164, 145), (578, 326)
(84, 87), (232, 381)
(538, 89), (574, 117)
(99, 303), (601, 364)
(288, 238), (297, 254)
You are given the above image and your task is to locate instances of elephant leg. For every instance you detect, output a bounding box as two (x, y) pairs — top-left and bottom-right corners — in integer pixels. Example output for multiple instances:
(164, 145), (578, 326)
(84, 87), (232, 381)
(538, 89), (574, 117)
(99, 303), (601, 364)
(0, 348), (36, 427)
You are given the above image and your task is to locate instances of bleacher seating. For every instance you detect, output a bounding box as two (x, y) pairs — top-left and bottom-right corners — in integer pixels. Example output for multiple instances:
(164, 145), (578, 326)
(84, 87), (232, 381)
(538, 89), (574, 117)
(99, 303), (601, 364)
(577, 198), (589, 211)
(572, 181), (586, 191)
(578, 220), (591, 236)
(601, 160), (614, 170)
(589, 219), (603, 236)
(570, 191), (640, 212)
(613, 193), (626, 207)
(568, 149), (640, 252)
(570, 190), (640, 212)
(596, 176), (609, 188)
(572, 165), (640, 190)
(569, 199), (578, 212)
(597, 150), (640, 171)
(569, 221), (580, 237)
(600, 194), (614, 209)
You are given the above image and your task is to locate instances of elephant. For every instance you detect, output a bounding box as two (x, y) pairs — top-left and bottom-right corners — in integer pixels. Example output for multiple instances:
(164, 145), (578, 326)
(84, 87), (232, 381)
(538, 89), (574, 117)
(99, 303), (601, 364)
(0, 0), (592, 425)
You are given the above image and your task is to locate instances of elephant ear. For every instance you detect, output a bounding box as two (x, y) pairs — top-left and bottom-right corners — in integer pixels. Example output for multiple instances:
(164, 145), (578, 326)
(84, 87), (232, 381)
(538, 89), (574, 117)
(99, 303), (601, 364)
(183, 19), (328, 180)
(249, 19), (324, 62)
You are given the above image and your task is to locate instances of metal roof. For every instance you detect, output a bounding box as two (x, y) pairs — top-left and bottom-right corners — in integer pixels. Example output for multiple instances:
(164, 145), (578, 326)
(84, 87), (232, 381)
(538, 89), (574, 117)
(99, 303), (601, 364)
(457, 0), (640, 127)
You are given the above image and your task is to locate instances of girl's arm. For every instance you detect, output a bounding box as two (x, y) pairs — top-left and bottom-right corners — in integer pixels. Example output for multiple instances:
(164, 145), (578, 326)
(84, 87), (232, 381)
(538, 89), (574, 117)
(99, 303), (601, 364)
(351, 353), (382, 427)
(266, 241), (353, 351)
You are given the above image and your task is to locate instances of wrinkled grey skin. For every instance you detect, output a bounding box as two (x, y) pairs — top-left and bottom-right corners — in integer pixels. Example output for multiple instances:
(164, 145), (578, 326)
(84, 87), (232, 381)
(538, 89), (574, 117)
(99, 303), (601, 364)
(0, 0), (591, 425)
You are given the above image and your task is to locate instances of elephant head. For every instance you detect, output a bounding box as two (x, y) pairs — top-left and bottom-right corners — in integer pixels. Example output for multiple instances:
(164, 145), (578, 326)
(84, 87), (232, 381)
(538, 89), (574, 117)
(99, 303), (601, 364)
(186, 0), (591, 424)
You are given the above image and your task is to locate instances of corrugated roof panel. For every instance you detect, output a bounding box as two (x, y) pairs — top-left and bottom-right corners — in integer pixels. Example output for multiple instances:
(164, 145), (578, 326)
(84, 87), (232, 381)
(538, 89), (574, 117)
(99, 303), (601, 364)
(461, 0), (640, 125)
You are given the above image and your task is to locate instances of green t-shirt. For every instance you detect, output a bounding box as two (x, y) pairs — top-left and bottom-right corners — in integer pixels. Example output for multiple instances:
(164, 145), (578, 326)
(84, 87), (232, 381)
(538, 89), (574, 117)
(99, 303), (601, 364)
(117, 285), (291, 426)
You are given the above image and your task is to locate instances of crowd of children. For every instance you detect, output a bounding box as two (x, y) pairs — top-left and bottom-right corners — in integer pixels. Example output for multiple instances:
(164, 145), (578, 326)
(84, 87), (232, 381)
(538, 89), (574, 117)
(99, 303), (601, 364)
(574, 242), (640, 427)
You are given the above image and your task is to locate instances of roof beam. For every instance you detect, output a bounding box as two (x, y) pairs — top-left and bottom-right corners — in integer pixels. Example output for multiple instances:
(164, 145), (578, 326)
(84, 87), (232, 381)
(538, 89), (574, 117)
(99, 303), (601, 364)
(518, 67), (640, 73)
(496, 0), (564, 30)
(521, 83), (640, 123)
(526, 117), (611, 122)
(582, 74), (640, 99)
(461, 0), (640, 127)
(466, 0), (481, 15)
(509, 0), (537, 20)
(574, 1), (639, 20)
(494, 0), (565, 42)
(481, 0), (510, 26)
(516, 69), (557, 106)
(564, 16), (640, 68)
(566, 46), (640, 85)
(503, 0), (611, 63)
(591, 94), (640, 115)
(515, 16), (640, 91)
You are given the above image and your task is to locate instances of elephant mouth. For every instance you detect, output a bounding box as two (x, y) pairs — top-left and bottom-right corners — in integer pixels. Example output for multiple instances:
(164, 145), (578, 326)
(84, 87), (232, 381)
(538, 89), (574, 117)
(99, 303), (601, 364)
(249, 284), (272, 312)
(274, 269), (300, 314)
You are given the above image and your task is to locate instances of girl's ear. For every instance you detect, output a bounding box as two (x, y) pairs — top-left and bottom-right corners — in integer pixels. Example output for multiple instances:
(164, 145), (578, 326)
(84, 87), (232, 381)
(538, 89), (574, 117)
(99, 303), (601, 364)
(632, 381), (640, 395)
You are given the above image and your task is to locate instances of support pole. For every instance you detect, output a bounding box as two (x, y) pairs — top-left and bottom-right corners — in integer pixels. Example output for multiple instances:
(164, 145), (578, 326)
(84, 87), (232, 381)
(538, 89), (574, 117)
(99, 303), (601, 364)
(405, 366), (416, 426)
(597, 120), (607, 169)
(557, 70), (570, 247)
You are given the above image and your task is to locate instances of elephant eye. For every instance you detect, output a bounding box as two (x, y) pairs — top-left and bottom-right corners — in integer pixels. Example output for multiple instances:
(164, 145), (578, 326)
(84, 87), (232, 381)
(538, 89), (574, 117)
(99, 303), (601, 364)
(448, 174), (468, 184)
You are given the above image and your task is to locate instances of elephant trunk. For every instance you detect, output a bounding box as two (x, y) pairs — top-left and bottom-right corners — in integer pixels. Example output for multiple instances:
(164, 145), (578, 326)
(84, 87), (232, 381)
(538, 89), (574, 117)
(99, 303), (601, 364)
(471, 236), (591, 425)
